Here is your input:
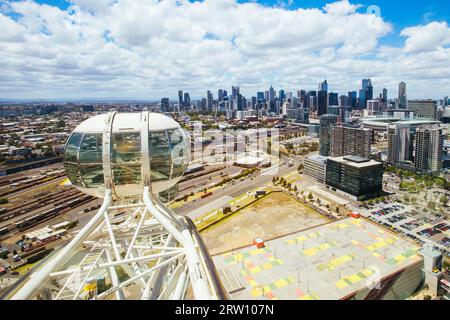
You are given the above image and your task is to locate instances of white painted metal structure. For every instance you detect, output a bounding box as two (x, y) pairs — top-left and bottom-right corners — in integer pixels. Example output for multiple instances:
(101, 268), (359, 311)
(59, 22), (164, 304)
(9, 112), (226, 300)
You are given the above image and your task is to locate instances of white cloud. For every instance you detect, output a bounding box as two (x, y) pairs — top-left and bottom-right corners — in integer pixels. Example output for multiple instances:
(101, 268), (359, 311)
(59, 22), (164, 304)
(0, 0), (448, 99)
(401, 21), (450, 53)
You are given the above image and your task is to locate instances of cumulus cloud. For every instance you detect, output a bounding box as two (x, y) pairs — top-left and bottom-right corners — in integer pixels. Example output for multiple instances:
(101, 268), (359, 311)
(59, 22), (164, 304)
(401, 21), (450, 52)
(0, 0), (448, 99)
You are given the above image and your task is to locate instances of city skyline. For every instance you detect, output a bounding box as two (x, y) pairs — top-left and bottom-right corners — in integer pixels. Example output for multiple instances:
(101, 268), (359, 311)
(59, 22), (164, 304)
(0, 0), (450, 100)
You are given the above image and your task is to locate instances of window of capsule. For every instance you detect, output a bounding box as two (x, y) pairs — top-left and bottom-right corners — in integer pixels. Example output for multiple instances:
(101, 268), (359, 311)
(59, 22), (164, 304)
(63, 128), (189, 193)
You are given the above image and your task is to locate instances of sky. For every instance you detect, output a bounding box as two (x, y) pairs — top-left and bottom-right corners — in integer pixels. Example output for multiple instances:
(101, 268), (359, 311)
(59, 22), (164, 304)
(0, 0), (450, 100)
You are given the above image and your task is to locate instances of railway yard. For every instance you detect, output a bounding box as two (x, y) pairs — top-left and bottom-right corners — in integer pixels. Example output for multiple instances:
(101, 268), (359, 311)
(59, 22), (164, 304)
(0, 165), (98, 239)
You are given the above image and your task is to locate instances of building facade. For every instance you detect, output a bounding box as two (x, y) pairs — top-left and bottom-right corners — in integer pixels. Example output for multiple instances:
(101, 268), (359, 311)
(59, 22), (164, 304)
(414, 125), (444, 174)
(319, 114), (339, 156)
(330, 125), (371, 159)
(304, 155), (328, 183)
(325, 156), (383, 200)
(387, 123), (413, 164)
(408, 100), (437, 120)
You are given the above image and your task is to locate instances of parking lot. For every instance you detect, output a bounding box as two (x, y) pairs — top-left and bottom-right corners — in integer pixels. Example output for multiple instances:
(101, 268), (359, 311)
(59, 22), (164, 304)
(360, 203), (450, 254)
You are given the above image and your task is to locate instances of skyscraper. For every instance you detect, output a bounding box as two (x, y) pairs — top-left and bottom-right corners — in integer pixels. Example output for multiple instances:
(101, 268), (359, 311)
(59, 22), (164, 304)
(160, 98), (170, 112)
(232, 86), (240, 99)
(206, 90), (213, 110)
(319, 114), (338, 156)
(317, 90), (328, 116)
(339, 95), (349, 108)
(257, 92), (265, 103)
(359, 79), (373, 109)
(183, 92), (190, 108)
(398, 82), (407, 109)
(178, 90), (183, 109)
(330, 125), (372, 159)
(218, 89), (224, 102)
(319, 80), (328, 92)
(269, 86), (275, 102)
(279, 89), (286, 105)
(387, 123), (413, 164)
(382, 88), (388, 102)
(414, 125), (444, 174)
(328, 92), (338, 107)
(348, 91), (357, 110)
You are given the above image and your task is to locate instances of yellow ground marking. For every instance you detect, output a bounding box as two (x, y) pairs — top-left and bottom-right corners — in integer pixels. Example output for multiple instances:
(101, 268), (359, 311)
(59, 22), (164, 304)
(372, 252), (381, 257)
(251, 287), (263, 297)
(395, 255), (406, 263)
(361, 268), (374, 277)
(262, 263), (273, 270)
(347, 274), (361, 284)
(374, 241), (387, 249)
(274, 278), (289, 288)
(351, 240), (359, 245)
(303, 247), (319, 256)
(250, 266), (262, 274)
(336, 279), (348, 289)
(248, 279), (258, 287)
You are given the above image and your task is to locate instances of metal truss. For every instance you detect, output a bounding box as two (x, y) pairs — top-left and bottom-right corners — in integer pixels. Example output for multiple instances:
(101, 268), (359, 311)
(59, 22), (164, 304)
(9, 187), (227, 300)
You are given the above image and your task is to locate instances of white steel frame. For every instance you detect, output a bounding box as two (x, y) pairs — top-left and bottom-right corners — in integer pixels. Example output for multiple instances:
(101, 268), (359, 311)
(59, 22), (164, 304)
(9, 111), (224, 300)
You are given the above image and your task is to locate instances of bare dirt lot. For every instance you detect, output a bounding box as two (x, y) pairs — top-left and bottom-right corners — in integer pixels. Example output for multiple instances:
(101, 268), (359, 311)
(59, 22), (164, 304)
(201, 191), (330, 254)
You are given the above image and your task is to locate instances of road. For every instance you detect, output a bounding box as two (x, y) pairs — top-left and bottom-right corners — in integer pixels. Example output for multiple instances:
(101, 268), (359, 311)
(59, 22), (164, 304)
(175, 163), (296, 216)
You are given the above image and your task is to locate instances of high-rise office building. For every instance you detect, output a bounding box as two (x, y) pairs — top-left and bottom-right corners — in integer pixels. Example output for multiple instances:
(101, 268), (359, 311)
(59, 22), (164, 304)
(317, 90), (328, 116)
(178, 90), (183, 109)
(160, 98), (170, 112)
(319, 80), (328, 92)
(382, 88), (388, 102)
(218, 89), (224, 102)
(387, 123), (413, 164)
(328, 92), (338, 108)
(206, 90), (213, 110)
(251, 96), (257, 108)
(237, 94), (244, 111)
(359, 79), (373, 109)
(269, 86), (275, 102)
(305, 91), (316, 109)
(348, 91), (357, 110)
(339, 95), (349, 108)
(257, 92), (265, 103)
(183, 92), (190, 108)
(414, 125), (444, 174)
(367, 100), (382, 115)
(326, 156), (383, 200)
(330, 125), (371, 159)
(232, 86), (240, 99)
(319, 114), (338, 156)
(279, 89), (286, 105)
(398, 82), (407, 109)
(308, 95), (317, 111)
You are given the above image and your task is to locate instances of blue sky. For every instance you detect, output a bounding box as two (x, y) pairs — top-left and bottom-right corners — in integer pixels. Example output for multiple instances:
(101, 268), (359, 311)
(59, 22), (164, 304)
(1, 0), (449, 99)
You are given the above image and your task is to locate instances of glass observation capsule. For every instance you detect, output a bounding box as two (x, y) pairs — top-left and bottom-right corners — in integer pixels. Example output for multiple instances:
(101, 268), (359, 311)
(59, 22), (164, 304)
(63, 112), (190, 199)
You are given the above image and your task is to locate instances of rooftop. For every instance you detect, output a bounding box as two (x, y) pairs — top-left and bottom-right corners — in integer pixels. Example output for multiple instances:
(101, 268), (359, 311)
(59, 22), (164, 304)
(328, 156), (381, 168)
(213, 218), (422, 300)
